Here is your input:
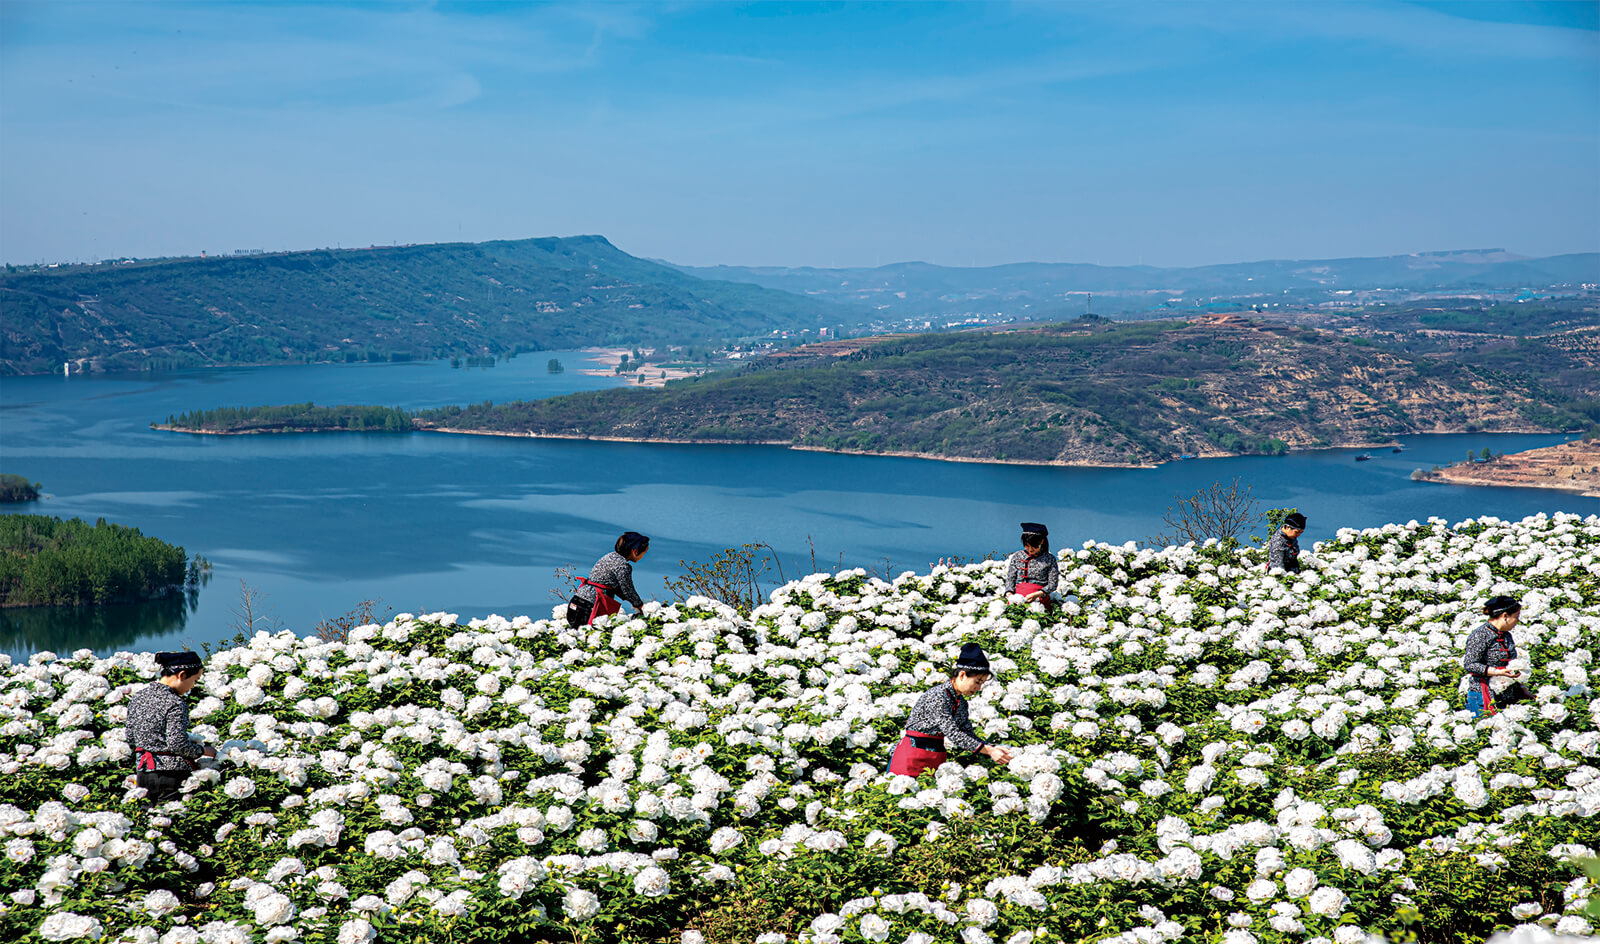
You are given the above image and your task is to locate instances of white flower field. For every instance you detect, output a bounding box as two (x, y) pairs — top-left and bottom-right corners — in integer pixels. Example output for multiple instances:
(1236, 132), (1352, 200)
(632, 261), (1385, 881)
(3, 514), (1599, 944)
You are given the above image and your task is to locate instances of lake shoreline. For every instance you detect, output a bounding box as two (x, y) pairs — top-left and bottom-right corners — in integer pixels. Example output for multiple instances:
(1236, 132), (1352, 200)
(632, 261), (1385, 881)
(150, 423), (408, 437)
(417, 425), (1429, 470)
(576, 347), (707, 388)
(1412, 438), (1600, 498)
(154, 419), (1505, 471)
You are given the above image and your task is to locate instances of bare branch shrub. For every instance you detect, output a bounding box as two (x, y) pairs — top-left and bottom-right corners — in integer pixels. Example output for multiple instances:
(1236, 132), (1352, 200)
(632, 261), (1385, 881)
(664, 543), (786, 615)
(1147, 477), (1262, 547)
(196, 581), (285, 656)
(228, 580), (284, 637)
(314, 598), (391, 644)
(549, 563), (584, 601)
(804, 535), (843, 575)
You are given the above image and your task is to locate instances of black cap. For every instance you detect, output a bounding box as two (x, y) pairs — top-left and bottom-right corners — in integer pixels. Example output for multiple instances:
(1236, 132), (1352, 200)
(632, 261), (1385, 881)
(1020, 522), (1048, 537)
(154, 651), (202, 670)
(954, 642), (990, 675)
(1283, 513), (1307, 529)
(1484, 594), (1521, 617)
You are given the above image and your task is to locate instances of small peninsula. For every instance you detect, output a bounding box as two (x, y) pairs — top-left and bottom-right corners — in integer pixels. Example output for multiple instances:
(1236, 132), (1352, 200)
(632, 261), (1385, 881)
(155, 317), (1598, 468)
(0, 514), (194, 607)
(0, 474), (41, 503)
(1412, 438), (1600, 497)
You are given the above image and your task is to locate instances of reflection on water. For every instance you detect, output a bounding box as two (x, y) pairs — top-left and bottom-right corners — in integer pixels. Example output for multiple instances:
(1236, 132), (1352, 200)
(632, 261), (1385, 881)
(0, 591), (196, 657)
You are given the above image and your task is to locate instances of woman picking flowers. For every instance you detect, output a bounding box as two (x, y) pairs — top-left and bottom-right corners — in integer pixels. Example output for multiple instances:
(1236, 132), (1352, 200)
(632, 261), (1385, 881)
(566, 531), (650, 627)
(124, 650), (217, 801)
(1462, 593), (1524, 716)
(887, 643), (1015, 776)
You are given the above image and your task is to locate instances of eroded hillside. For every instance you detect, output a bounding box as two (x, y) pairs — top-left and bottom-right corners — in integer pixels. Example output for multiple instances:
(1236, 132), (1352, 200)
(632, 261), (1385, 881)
(417, 318), (1595, 466)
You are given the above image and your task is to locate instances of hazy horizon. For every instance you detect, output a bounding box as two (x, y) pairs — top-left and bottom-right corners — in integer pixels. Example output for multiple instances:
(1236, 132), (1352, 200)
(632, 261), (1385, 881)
(6, 234), (1595, 274)
(3, 1), (1596, 269)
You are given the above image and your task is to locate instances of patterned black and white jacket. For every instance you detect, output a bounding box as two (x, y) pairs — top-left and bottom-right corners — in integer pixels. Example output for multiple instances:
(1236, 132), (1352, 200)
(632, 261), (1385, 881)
(124, 682), (206, 771)
(574, 551), (644, 609)
(1266, 530), (1301, 572)
(1462, 622), (1517, 681)
(903, 680), (986, 754)
(1004, 551), (1059, 595)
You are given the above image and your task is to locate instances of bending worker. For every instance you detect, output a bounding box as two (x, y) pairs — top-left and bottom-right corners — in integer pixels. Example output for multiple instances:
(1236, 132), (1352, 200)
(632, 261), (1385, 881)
(888, 643), (1015, 776)
(1266, 512), (1307, 573)
(1004, 521), (1058, 608)
(567, 531), (650, 627)
(125, 650), (215, 802)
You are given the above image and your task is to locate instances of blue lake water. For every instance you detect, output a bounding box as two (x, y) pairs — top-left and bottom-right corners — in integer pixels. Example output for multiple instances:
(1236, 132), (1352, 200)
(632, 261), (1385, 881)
(1, 353), (1594, 658)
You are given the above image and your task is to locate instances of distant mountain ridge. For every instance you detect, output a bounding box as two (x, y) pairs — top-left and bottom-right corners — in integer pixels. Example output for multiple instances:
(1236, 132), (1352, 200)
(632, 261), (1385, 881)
(6, 236), (1593, 376)
(673, 249), (1599, 319)
(0, 236), (840, 375)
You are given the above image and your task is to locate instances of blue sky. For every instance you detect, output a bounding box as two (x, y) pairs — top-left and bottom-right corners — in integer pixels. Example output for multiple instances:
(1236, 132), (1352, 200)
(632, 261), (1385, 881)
(1, 1), (1595, 268)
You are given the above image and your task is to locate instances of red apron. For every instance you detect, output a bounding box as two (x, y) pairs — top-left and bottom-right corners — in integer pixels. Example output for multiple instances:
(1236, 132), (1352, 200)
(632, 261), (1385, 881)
(888, 729), (947, 777)
(1477, 630), (1513, 716)
(582, 578), (621, 625)
(137, 749), (199, 772)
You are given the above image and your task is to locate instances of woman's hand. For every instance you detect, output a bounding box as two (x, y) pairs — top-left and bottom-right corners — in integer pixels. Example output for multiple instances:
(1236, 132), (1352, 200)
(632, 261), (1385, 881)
(202, 746), (217, 758)
(1489, 667), (1519, 678)
(981, 744), (1015, 764)
(1024, 591), (1045, 603)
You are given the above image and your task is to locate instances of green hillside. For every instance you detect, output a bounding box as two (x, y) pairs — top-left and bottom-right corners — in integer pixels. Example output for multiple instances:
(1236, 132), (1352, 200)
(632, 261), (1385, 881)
(0, 236), (844, 375)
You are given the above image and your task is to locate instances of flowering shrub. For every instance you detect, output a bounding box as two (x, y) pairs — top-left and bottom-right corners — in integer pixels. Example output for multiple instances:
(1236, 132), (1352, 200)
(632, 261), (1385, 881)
(2, 513), (1598, 944)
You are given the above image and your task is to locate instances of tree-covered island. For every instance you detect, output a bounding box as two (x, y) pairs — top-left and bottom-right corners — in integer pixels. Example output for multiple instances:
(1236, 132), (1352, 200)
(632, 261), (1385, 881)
(157, 403), (413, 434)
(0, 474), (41, 503)
(0, 514), (195, 607)
(152, 317), (1599, 467)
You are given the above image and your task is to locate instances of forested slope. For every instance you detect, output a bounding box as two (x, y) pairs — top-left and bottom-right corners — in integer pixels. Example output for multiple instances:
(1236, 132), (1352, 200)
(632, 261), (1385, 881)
(0, 236), (843, 375)
(0, 515), (190, 607)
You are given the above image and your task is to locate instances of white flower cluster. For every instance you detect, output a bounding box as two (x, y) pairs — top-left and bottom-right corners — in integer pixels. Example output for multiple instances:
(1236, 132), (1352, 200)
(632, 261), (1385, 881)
(0, 514), (1597, 944)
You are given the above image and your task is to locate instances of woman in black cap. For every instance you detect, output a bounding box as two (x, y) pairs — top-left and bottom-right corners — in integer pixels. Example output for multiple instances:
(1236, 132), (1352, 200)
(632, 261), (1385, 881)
(124, 651), (215, 802)
(1463, 595), (1523, 716)
(887, 643), (1015, 777)
(1004, 522), (1058, 608)
(567, 531), (650, 628)
(1266, 512), (1307, 573)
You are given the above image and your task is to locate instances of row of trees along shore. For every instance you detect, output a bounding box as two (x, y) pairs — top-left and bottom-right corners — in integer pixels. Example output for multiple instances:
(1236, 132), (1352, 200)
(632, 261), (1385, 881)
(0, 514), (198, 607)
(163, 403), (412, 433)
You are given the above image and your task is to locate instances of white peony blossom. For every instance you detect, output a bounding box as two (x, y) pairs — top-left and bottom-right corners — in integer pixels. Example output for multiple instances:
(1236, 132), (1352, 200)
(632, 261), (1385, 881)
(633, 866), (670, 898)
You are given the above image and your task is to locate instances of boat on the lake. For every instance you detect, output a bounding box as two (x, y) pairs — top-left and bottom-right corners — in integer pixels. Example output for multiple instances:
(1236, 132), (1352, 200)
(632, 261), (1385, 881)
(1355, 454), (1373, 462)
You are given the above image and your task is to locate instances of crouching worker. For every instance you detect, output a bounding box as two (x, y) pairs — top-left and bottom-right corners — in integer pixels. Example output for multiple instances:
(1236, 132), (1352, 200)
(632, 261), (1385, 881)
(567, 531), (649, 628)
(888, 643), (1015, 777)
(126, 650), (216, 802)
